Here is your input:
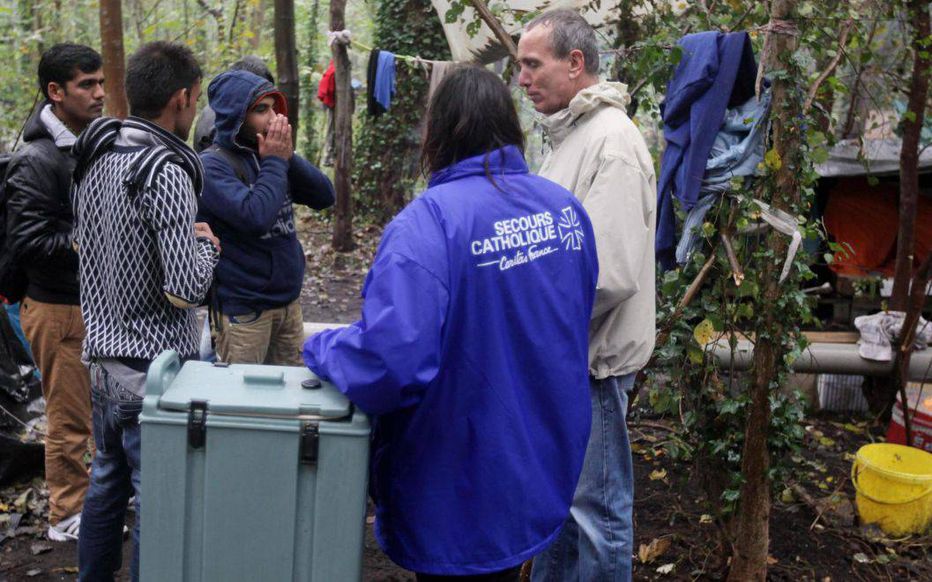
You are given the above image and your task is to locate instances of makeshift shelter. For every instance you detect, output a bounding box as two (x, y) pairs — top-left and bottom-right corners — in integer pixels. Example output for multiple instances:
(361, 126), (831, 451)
(428, 0), (622, 62)
(817, 139), (932, 279)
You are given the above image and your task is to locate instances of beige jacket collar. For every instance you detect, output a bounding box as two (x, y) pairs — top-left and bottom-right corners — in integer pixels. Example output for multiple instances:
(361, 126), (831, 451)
(540, 82), (631, 148)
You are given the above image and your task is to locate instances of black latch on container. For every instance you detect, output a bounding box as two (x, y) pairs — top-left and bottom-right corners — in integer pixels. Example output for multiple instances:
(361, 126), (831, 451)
(300, 423), (320, 465)
(187, 400), (208, 449)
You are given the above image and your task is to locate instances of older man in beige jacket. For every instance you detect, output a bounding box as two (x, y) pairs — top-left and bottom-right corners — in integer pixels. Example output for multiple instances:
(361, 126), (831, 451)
(518, 9), (656, 582)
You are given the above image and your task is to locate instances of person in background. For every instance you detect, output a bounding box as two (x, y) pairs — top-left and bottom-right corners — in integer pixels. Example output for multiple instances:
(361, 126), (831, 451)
(5, 43), (104, 542)
(304, 65), (597, 581)
(198, 70), (333, 366)
(193, 55), (274, 153)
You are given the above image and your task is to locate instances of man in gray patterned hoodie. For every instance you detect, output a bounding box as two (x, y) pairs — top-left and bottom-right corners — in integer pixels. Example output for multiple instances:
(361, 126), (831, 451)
(71, 41), (219, 582)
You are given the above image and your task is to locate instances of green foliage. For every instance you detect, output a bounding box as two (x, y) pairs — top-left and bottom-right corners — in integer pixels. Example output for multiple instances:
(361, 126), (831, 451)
(635, 0), (884, 517)
(352, 0), (450, 221)
(0, 0), (349, 154)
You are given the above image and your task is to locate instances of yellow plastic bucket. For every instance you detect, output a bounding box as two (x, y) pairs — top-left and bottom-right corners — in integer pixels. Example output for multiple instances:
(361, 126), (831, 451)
(851, 443), (932, 536)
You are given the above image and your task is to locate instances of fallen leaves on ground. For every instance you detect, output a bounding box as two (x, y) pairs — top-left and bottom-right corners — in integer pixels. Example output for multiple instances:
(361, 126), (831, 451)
(638, 536), (672, 564)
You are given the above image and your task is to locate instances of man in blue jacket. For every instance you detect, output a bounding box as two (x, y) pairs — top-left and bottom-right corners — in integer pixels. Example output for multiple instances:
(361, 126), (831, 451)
(199, 70), (334, 365)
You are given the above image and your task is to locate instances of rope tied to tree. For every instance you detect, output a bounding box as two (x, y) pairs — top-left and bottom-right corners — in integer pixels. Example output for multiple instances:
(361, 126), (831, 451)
(755, 18), (800, 99)
(757, 19), (801, 36)
(328, 29), (352, 47)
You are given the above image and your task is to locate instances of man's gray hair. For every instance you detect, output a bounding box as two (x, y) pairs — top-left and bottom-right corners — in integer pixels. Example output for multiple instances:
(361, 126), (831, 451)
(525, 9), (599, 76)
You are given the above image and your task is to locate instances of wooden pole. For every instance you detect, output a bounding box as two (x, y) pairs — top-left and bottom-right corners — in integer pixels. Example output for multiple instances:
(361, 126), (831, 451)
(890, 0), (932, 310)
(892, 252), (932, 445)
(274, 0), (300, 142)
(99, 0), (128, 119)
(330, 0), (355, 251)
(727, 1), (799, 580)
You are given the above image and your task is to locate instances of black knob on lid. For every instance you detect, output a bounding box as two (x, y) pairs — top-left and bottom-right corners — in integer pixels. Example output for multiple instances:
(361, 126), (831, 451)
(301, 378), (322, 390)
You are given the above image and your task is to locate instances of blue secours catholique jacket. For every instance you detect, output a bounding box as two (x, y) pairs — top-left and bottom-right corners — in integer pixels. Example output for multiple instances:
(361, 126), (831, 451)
(304, 146), (598, 575)
(198, 70), (334, 316)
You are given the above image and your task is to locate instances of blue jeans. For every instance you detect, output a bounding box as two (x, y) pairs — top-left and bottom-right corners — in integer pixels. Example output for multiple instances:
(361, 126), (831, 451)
(3, 302), (39, 378)
(79, 363), (143, 582)
(531, 373), (635, 582)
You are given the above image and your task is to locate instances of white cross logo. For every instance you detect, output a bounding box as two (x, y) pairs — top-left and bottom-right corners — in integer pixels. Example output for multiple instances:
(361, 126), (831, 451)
(558, 206), (584, 251)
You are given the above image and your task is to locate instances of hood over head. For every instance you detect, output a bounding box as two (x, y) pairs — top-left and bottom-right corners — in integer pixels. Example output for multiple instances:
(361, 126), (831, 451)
(208, 69), (287, 151)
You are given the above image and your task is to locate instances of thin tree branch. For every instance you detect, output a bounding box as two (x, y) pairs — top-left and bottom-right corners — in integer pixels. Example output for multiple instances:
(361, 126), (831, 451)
(140, 0), (167, 27)
(842, 19), (879, 138)
(730, 3), (758, 33)
(468, 0), (518, 61)
(228, 0), (244, 45)
(803, 19), (853, 115)
(195, 0), (223, 20)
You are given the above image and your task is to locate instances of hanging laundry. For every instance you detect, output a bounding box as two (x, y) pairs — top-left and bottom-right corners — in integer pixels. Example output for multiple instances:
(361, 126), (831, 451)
(428, 61), (455, 102)
(317, 60), (335, 109)
(373, 50), (396, 113)
(655, 31), (759, 270)
(675, 88), (771, 265)
(366, 49), (385, 116)
(855, 312), (932, 362)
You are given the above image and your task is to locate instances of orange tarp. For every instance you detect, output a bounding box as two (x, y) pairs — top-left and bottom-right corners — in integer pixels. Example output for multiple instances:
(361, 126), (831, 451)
(823, 178), (932, 277)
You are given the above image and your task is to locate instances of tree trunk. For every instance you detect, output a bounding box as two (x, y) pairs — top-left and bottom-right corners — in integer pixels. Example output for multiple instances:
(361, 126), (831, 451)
(892, 252), (932, 445)
(274, 0), (299, 142)
(727, 1), (799, 580)
(330, 0), (354, 251)
(99, 0), (128, 119)
(32, 1), (45, 56)
(890, 0), (931, 310)
(301, 0), (321, 163)
(250, 0), (265, 50)
(352, 0), (450, 220)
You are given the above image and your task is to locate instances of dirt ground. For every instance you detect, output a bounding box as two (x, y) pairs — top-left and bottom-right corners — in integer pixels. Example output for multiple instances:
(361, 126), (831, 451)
(2, 219), (931, 580)
(628, 412), (932, 581)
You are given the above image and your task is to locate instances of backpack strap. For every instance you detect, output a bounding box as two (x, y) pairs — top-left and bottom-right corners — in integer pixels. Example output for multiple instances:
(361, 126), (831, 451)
(203, 144), (251, 187)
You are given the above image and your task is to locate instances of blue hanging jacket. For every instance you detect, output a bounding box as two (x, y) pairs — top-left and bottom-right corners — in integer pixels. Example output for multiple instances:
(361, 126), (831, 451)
(373, 51), (396, 111)
(304, 146), (597, 575)
(655, 31), (758, 269)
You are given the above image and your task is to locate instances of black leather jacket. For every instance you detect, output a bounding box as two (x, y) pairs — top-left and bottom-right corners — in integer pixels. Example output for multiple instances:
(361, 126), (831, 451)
(5, 107), (80, 304)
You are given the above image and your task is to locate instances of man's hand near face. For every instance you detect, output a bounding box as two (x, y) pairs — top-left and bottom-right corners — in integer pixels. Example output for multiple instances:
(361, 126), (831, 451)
(257, 114), (293, 160)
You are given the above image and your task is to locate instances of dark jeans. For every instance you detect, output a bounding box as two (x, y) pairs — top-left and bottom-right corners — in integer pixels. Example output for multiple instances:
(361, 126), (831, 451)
(416, 566), (522, 582)
(78, 363), (143, 582)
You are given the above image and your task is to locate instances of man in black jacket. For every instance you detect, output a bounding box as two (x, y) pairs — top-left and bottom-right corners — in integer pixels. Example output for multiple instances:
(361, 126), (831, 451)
(5, 43), (104, 542)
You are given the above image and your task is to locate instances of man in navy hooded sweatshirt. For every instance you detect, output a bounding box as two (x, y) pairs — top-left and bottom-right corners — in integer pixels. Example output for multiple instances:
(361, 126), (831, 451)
(199, 70), (334, 365)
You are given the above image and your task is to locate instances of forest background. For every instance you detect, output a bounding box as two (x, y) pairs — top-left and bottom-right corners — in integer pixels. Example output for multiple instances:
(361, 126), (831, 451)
(2, 1), (932, 580)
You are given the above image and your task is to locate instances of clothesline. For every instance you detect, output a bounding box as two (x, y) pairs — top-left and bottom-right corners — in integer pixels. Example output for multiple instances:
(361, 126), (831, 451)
(319, 31), (459, 117)
(328, 29), (456, 67)
(341, 39), (445, 67)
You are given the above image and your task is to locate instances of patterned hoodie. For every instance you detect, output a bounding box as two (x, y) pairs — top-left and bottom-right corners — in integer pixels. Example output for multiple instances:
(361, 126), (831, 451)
(72, 117), (219, 366)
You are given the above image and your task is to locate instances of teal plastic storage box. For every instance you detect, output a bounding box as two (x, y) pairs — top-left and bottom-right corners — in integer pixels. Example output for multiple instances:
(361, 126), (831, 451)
(139, 351), (370, 582)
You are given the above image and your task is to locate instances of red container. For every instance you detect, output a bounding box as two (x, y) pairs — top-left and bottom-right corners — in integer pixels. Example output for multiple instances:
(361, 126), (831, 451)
(887, 383), (932, 453)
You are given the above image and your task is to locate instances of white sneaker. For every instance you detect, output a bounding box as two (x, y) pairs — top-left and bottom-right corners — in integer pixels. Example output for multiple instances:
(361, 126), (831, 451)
(48, 513), (81, 542)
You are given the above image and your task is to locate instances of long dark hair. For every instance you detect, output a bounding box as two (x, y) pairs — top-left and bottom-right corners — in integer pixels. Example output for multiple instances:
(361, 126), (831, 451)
(420, 65), (525, 178)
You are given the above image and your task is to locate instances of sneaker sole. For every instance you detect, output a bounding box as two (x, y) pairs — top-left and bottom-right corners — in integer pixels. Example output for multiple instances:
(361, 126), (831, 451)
(47, 527), (78, 542)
